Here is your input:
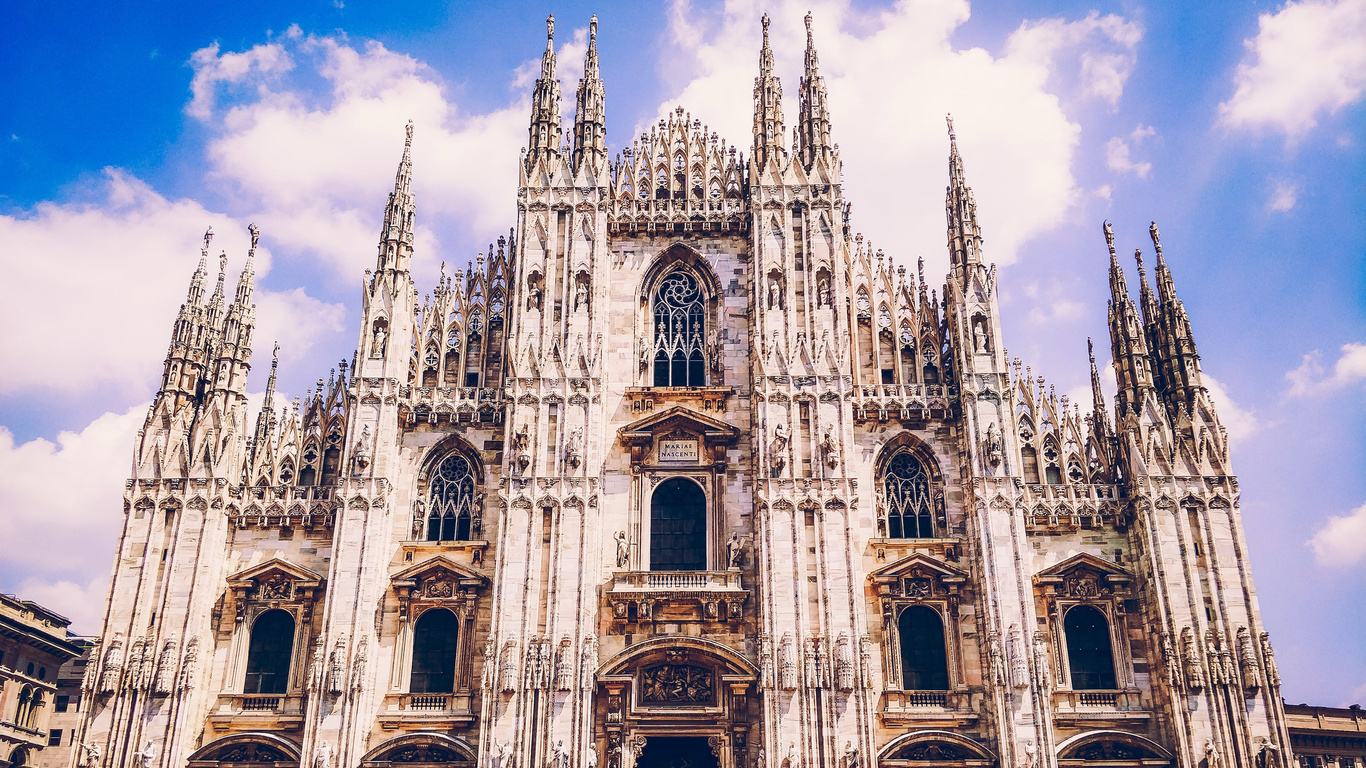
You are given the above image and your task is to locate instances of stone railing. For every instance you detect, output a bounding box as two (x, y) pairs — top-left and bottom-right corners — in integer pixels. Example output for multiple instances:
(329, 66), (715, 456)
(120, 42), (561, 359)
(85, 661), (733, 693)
(240, 485), (335, 504)
(402, 387), (507, 426)
(612, 570), (744, 591)
(853, 384), (954, 421)
(607, 570), (749, 624)
(1051, 689), (1149, 726)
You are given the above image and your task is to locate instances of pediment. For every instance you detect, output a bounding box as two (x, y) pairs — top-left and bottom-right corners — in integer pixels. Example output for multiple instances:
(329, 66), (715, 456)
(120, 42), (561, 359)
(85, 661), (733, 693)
(1034, 552), (1132, 594)
(391, 555), (487, 591)
(617, 405), (740, 447)
(226, 558), (324, 590)
(868, 552), (968, 586)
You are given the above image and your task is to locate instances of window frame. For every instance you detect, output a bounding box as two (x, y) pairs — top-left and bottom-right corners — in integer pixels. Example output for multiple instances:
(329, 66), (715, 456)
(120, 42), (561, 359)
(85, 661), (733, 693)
(242, 609), (296, 695)
(636, 247), (721, 390)
(648, 476), (709, 572)
(875, 439), (945, 540)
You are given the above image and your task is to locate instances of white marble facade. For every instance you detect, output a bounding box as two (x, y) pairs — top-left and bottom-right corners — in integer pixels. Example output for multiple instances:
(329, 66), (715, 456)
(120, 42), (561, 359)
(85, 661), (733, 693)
(71, 13), (1292, 768)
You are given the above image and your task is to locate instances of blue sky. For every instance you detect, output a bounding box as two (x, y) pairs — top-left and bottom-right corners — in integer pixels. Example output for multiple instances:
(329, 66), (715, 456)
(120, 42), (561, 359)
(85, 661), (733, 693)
(1, 0), (1363, 705)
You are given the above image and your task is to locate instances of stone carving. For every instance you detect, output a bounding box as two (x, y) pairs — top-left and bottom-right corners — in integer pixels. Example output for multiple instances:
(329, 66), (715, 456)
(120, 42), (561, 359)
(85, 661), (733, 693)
(313, 741), (332, 768)
(1203, 741), (1221, 768)
(124, 638), (145, 692)
(512, 425), (531, 474)
(835, 633), (854, 691)
(778, 633), (797, 690)
(843, 741), (858, 768)
(81, 638), (101, 693)
(820, 428), (839, 469)
(580, 634), (598, 692)
(564, 427), (583, 469)
(859, 634), (875, 688)
(551, 740), (571, 768)
(614, 530), (630, 568)
(817, 277), (830, 307)
(481, 639), (496, 690)
(328, 636), (348, 695)
(1007, 627), (1029, 688)
(726, 532), (744, 569)
(1031, 633), (1051, 690)
(784, 742), (799, 768)
(555, 636), (574, 691)
(574, 279), (589, 312)
(1237, 627), (1261, 690)
(1160, 632), (1183, 690)
(306, 637), (325, 693)
(642, 664), (714, 703)
(501, 638), (519, 693)
(371, 325), (388, 357)
(974, 321), (989, 353)
(350, 635), (368, 693)
(768, 277), (782, 309)
(152, 636), (177, 696)
(353, 424), (372, 473)
(804, 636), (819, 689)
(179, 637), (200, 693)
(79, 742), (101, 768)
(769, 423), (789, 477)
(258, 575), (292, 601)
(983, 422), (1003, 468)
(1182, 627), (1205, 691)
(988, 633), (1006, 686)
(1260, 631), (1281, 686)
(1254, 739), (1281, 768)
(133, 740), (158, 768)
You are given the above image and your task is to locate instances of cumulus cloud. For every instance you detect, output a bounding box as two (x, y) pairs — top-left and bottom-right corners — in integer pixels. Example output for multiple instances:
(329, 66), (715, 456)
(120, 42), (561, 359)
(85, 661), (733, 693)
(644, 0), (1142, 271)
(191, 31), (546, 279)
(0, 171), (343, 398)
(1308, 501), (1366, 567)
(1268, 179), (1300, 211)
(1203, 374), (1260, 445)
(187, 31), (296, 119)
(1286, 342), (1366, 395)
(1218, 0), (1366, 138)
(1106, 124), (1155, 178)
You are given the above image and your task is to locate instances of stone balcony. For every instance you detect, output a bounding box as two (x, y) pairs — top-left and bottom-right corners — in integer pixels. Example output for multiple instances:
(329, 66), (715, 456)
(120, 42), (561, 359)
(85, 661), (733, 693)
(607, 570), (749, 624)
(852, 384), (954, 422)
(400, 386), (506, 426)
(1051, 689), (1150, 727)
(207, 693), (306, 731)
(879, 689), (979, 727)
(376, 692), (477, 730)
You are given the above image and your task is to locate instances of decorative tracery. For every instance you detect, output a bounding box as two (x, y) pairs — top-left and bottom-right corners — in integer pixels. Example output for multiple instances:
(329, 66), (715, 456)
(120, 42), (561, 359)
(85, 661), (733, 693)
(652, 272), (707, 387)
(427, 454), (478, 542)
(884, 452), (934, 538)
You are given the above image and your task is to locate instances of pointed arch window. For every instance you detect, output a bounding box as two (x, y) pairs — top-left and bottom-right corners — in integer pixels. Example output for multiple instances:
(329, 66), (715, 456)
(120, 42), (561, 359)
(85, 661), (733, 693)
(243, 609), (294, 694)
(898, 606), (949, 690)
(884, 452), (934, 539)
(410, 608), (460, 693)
(427, 453), (477, 542)
(1064, 605), (1116, 690)
(652, 271), (707, 387)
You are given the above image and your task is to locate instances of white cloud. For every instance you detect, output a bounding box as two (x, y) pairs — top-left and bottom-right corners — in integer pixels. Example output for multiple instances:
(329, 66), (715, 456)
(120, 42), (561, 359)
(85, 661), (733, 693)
(644, 0), (1142, 271)
(1286, 342), (1366, 395)
(1106, 124), (1155, 178)
(188, 35), (295, 119)
(1218, 0), (1366, 138)
(1268, 179), (1300, 211)
(192, 31), (545, 279)
(1308, 501), (1366, 567)
(0, 171), (343, 397)
(1203, 374), (1260, 445)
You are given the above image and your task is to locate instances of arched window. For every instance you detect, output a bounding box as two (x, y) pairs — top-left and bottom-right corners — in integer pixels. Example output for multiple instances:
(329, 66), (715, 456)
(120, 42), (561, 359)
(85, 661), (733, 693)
(243, 609), (294, 694)
(15, 685), (33, 728)
(884, 452), (934, 539)
(24, 691), (43, 728)
(427, 453), (477, 542)
(898, 606), (949, 690)
(652, 272), (707, 387)
(410, 609), (460, 694)
(1064, 605), (1117, 690)
(650, 478), (706, 571)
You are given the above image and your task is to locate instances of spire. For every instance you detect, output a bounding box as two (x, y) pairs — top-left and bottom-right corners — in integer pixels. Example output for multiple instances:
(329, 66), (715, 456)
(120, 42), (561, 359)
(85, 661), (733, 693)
(571, 15), (606, 175)
(234, 224), (258, 306)
(187, 228), (211, 305)
(1148, 220), (1204, 409)
(1104, 221), (1154, 416)
(945, 115), (982, 273)
(249, 341), (281, 474)
(263, 341), (279, 411)
(527, 15), (563, 171)
(207, 250), (228, 327)
(377, 123), (416, 279)
(1135, 247), (1158, 327)
(752, 13), (786, 169)
(797, 12), (833, 171)
(1088, 337), (1110, 438)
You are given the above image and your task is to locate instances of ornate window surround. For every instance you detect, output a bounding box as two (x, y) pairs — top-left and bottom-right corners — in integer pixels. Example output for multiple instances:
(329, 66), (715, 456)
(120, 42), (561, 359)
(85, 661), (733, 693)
(635, 244), (723, 389)
(223, 559), (324, 698)
(409, 438), (488, 546)
(873, 434), (948, 541)
(1033, 553), (1137, 698)
(868, 553), (969, 696)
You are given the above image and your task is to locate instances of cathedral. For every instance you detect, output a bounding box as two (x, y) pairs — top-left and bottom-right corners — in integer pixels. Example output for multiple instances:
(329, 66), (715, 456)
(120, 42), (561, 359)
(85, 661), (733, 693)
(69, 13), (1293, 768)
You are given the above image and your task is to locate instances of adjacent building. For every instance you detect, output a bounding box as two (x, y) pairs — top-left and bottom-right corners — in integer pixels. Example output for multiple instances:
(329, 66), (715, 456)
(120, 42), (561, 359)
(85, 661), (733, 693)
(74, 13), (1294, 768)
(0, 595), (84, 768)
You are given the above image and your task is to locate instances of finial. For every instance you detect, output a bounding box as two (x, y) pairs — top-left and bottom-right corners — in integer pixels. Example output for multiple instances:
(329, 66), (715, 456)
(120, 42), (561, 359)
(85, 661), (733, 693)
(203, 227), (214, 250)
(1103, 220), (1116, 258)
(405, 120), (414, 147)
(762, 13), (771, 43)
(946, 114), (955, 141)
(547, 15), (555, 47)
(1149, 220), (1164, 259)
(1087, 337), (1095, 364)
(805, 11), (813, 44)
(590, 15), (598, 42)
(248, 223), (260, 252)
(272, 342), (280, 368)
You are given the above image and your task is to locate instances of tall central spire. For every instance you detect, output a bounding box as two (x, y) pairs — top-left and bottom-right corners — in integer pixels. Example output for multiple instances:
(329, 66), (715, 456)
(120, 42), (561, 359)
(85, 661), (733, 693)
(527, 15), (562, 171)
(797, 12), (833, 172)
(945, 116), (983, 275)
(752, 13), (785, 169)
(571, 15), (606, 175)
(377, 122), (416, 280)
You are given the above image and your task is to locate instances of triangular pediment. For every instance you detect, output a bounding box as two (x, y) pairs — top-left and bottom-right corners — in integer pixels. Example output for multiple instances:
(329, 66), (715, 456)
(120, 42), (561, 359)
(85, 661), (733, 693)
(391, 555), (487, 589)
(1034, 552), (1132, 587)
(617, 405), (740, 447)
(226, 558), (323, 589)
(867, 552), (968, 586)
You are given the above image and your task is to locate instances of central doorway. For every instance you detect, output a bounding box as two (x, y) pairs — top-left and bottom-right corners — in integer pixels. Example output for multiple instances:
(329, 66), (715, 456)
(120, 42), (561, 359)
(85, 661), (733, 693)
(636, 737), (719, 768)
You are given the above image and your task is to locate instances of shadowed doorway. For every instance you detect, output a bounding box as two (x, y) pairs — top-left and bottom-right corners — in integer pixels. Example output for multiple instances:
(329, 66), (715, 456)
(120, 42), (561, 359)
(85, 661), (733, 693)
(636, 737), (719, 768)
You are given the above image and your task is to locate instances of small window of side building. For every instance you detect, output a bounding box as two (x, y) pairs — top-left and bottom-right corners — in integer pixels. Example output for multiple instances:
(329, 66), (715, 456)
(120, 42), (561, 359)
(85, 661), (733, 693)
(55, 695), (70, 713)
(48, 730), (63, 747)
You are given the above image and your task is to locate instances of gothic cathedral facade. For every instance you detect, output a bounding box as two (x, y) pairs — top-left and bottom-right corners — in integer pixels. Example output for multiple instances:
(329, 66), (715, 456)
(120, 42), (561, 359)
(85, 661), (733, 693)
(72, 14), (1292, 768)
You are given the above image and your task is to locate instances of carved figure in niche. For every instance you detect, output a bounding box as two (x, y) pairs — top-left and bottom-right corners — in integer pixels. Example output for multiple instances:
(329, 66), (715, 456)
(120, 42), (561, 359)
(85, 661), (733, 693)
(974, 320), (989, 353)
(306, 638), (325, 692)
(481, 639), (496, 690)
(549, 741), (570, 768)
(371, 325), (388, 357)
(512, 424), (531, 473)
(574, 279), (589, 312)
(527, 275), (543, 309)
(1160, 632), (1183, 690)
(726, 532), (744, 569)
(579, 635), (598, 692)
(707, 328), (723, 374)
(759, 634), (774, 689)
(817, 278), (830, 308)
(152, 637), (177, 695)
(835, 634), (854, 691)
(1182, 628), (1205, 690)
(638, 337), (651, 374)
(349, 636), (368, 692)
(80, 743), (101, 768)
(1254, 739), (1281, 768)
(803, 638), (819, 689)
(843, 742), (858, 768)
(1260, 632), (1281, 686)
(1065, 576), (1097, 598)
(326, 637), (347, 695)
(768, 277), (782, 310)
(983, 422), (1003, 467)
(564, 427), (583, 469)
(411, 499), (425, 539)
(1203, 741), (1221, 768)
(820, 428), (839, 470)
(1237, 627), (1261, 688)
(859, 634), (874, 688)
(353, 424), (372, 473)
(769, 422), (790, 477)
(785, 742), (799, 768)
(313, 741), (332, 768)
(501, 639), (519, 693)
(554, 637), (574, 691)
(778, 634), (797, 690)
(1032, 633), (1051, 690)
(614, 530), (630, 568)
(1023, 741), (1038, 768)
(493, 743), (510, 768)
(988, 633), (1006, 686)
(133, 740), (158, 768)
